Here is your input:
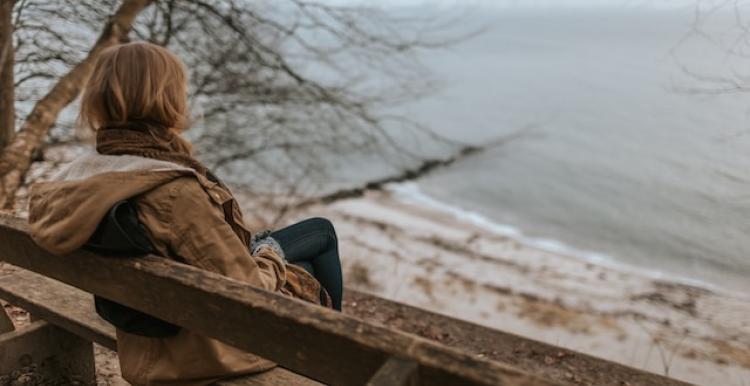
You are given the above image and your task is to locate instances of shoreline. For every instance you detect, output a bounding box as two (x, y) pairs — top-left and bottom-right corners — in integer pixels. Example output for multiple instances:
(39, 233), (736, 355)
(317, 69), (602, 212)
(248, 188), (750, 386)
(385, 182), (750, 301)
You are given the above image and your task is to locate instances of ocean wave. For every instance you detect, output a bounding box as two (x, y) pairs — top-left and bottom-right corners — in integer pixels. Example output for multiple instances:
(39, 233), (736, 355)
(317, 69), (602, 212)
(385, 181), (749, 300)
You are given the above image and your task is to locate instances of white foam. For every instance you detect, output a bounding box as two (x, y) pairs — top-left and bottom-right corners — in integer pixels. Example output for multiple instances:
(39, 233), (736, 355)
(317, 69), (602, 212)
(385, 181), (750, 300)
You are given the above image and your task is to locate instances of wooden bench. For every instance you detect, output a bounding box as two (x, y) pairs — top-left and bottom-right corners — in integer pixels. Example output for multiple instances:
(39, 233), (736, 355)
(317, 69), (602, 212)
(0, 214), (562, 386)
(0, 268), (316, 385)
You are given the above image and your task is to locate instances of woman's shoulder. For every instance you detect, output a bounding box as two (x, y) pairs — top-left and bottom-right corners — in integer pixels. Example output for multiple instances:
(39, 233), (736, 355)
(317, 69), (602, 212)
(138, 174), (212, 209)
(134, 176), (227, 244)
(137, 172), (238, 225)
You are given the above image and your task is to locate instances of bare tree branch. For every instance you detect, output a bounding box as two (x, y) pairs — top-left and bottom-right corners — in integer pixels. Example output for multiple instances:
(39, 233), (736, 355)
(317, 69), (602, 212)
(2, 0), (474, 210)
(672, 1), (750, 95)
(0, 0), (155, 208)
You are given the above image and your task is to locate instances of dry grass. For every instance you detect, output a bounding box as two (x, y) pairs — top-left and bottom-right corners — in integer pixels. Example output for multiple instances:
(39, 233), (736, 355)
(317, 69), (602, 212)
(347, 261), (377, 290)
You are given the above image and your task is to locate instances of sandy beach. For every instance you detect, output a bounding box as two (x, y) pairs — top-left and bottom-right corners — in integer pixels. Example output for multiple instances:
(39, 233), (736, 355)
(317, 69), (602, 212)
(240, 188), (750, 386)
(9, 146), (750, 385)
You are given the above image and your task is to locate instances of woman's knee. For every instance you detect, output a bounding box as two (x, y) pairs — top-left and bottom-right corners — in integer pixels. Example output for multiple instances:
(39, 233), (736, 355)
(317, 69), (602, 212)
(305, 217), (337, 245)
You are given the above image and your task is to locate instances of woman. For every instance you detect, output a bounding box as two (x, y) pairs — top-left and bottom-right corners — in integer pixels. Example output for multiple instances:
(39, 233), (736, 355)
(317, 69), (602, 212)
(27, 42), (342, 386)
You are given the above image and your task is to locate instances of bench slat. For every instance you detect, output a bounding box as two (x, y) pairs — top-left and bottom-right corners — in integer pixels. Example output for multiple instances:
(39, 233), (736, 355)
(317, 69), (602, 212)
(216, 368), (323, 386)
(366, 356), (418, 386)
(0, 269), (116, 350)
(0, 268), (321, 386)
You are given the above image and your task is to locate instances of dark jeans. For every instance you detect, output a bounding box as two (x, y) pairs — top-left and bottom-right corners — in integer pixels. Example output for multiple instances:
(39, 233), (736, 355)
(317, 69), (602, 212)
(271, 217), (343, 311)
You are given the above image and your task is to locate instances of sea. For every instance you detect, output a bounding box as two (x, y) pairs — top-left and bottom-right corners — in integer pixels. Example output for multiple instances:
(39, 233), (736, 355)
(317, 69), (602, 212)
(339, 1), (750, 296)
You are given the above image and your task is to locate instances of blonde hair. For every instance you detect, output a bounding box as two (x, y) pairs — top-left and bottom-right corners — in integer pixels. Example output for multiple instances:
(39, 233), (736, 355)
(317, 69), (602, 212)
(79, 42), (190, 132)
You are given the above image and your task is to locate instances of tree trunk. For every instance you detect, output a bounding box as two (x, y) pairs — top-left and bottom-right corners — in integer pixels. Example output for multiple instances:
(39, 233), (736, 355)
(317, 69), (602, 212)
(0, 0), (154, 209)
(0, 0), (14, 151)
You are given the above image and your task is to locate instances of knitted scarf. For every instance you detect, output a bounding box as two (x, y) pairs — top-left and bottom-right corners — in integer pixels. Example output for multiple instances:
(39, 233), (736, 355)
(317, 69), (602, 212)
(96, 122), (210, 177)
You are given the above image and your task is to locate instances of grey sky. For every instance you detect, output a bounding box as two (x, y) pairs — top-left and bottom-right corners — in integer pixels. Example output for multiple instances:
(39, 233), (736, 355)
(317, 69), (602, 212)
(315, 0), (697, 9)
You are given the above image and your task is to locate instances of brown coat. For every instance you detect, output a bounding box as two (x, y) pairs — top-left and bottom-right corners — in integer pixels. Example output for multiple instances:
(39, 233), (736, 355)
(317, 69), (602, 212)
(27, 153), (324, 386)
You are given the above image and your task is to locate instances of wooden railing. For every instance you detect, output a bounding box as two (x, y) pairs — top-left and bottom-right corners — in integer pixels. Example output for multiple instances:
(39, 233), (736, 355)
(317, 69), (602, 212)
(0, 213), (561, 386)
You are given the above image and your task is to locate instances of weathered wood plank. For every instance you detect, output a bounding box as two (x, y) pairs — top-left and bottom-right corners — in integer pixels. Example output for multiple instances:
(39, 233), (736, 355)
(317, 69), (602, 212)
(345, 291), (696, 386)
(0, 308), (13, 334)
(0, 320), (95, 385)
(0, 214), (558, 386)
(0, 268), (319, 385)
(367, 356), (418, 386)
(0, 269), (116, 350)
(216, 367), (323, 386)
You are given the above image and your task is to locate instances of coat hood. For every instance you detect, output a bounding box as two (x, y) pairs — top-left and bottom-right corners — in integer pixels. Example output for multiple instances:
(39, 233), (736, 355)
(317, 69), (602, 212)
(28, 153), (194, 255)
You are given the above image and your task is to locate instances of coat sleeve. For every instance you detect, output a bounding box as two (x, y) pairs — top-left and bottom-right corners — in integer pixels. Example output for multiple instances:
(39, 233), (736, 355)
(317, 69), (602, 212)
(137, 179), (286, 292)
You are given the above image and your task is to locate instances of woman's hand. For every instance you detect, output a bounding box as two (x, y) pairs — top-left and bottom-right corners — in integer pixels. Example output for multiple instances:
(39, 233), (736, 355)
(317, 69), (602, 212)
(250, 230), (286, 261)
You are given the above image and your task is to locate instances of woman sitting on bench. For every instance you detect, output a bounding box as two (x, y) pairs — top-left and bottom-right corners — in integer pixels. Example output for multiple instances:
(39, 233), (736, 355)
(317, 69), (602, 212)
(27, 41), (342, 386)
